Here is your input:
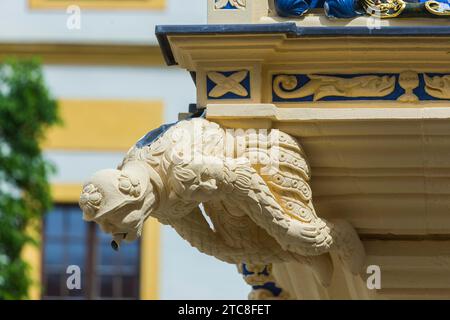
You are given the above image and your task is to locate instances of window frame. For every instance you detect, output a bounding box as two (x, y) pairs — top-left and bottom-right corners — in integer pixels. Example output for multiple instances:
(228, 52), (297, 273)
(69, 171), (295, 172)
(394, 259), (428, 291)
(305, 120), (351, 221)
(41, 204), (141, 300)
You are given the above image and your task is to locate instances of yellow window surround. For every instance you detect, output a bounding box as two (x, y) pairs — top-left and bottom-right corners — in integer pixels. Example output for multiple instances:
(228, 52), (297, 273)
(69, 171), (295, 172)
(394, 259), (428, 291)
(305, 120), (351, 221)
(43, 99), (164, 152)
(29, 0), (165, 10)
(0, 43), (164, 67)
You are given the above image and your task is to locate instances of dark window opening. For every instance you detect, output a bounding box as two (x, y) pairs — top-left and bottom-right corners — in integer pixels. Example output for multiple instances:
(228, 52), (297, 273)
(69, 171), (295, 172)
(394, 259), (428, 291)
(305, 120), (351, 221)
(42, 205), (140, 300)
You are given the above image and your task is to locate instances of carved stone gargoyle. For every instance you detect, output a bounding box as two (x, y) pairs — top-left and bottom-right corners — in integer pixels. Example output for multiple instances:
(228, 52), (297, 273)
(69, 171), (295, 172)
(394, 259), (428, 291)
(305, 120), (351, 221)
(79, 117), (365, 293)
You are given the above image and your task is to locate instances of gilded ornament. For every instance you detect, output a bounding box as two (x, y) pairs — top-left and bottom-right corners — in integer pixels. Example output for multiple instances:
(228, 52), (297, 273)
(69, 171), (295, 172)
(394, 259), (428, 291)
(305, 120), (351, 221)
(273, 74), (396, 101)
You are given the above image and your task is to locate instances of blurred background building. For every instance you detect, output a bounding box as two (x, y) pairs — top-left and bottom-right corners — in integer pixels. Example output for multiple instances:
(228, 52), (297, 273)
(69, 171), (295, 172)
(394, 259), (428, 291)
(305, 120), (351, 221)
(1, 0), (249, 300)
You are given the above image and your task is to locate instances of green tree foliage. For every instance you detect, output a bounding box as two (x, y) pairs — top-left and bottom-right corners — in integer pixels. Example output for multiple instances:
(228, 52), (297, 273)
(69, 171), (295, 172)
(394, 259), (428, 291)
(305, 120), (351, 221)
(0, 60), (59, 299)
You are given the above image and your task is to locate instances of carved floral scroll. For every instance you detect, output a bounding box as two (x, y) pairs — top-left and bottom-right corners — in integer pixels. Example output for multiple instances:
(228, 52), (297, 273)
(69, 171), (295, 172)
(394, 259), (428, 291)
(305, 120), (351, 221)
(272, 71), (450, 103)
(273, 74), (396, 101)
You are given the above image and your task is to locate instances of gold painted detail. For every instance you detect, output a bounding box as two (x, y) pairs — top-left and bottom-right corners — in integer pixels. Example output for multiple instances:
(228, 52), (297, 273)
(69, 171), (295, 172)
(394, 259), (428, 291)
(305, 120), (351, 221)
(207, 71), (249, 98)
(424, 74), (450, 99)
(273, 74), (396, 101)
(398, 71), (419, 103)
(425, 0), (450, 15)
(215, 0), (246, 9)
(361, 0), (407, 18)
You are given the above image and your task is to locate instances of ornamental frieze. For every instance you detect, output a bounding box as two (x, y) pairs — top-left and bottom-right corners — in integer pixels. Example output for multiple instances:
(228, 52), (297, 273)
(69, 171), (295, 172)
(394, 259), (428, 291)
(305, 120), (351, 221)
(272, 71), (450, 103)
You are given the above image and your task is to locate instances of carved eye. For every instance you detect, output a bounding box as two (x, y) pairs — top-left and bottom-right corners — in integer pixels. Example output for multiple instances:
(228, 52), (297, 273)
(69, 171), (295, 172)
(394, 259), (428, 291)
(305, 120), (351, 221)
(292, 180), (298, 188)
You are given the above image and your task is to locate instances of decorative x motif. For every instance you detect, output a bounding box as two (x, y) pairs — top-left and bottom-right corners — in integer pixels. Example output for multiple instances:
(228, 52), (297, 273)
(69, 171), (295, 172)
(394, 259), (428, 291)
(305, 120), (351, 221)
(207, 71), (249, 98)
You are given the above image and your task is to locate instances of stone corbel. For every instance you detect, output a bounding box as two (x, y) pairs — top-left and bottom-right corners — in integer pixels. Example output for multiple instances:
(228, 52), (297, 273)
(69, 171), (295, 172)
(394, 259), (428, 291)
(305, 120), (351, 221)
(79, 117), (366, 299)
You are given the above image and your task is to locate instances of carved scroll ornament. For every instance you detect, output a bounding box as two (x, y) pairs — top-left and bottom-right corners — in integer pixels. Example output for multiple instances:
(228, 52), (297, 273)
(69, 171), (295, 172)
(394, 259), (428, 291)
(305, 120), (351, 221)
(79, 118), (365, 295)
(273, 74), (396, 101)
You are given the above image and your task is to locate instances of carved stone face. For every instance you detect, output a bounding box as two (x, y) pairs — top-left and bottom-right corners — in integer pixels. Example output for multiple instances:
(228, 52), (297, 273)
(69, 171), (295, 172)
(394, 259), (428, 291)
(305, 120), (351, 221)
(79, 161), (153, 249)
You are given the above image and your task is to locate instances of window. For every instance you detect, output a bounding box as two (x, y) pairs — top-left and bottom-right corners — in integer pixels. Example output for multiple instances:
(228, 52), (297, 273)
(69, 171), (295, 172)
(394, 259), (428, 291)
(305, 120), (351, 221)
(29, 0), (165, 10)
(42, 205), (140, 300)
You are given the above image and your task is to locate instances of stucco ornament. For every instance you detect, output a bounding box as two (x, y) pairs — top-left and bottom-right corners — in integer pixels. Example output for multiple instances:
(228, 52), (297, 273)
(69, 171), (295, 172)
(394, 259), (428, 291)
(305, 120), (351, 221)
(424, 74), (450, 99)
(215, 0), (246, 9)
(273, 74), (396, 101)
(398, 71), (419, 103)
(79, 118), (365, 294)
(208, 71), (249, 98)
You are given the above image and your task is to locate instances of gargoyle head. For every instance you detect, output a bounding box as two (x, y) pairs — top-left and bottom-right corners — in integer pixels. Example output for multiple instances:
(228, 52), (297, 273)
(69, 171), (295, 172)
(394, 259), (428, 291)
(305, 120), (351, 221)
(79, 161), (155, 250)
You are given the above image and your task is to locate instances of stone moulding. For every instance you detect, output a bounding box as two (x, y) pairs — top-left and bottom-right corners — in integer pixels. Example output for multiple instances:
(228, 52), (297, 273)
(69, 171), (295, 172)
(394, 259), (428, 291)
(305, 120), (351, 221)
(79, 118), (365, 299)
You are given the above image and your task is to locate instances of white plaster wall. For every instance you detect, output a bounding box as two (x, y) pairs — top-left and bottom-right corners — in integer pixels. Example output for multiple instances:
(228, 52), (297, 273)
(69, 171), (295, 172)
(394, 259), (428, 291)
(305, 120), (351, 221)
(0, 0), (206, 44)
(42, 65), (196, 122)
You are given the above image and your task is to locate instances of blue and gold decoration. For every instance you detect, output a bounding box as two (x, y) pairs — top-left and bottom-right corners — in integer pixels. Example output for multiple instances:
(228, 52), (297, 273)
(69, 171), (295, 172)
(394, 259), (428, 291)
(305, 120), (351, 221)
(274, 0), (449, 18)
(272, 72), (450, 103)
(238, 263), (289, 299)
(207, 70), (251, 100)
